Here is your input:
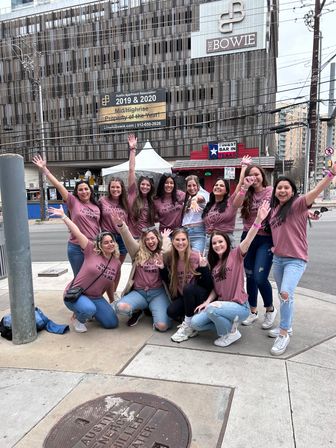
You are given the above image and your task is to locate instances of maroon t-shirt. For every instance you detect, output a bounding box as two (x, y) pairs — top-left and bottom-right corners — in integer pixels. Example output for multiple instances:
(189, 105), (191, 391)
(66, 193), (100, 244)
(242, 186), (273, 236)
(99, 196), (128, 233)
(204, 193), (238, 234)
(154, 190), (185, 232)
(128, 183), (150, 238)
(212, 247), (247, 304)
(133, 259), (163, 290)
(269, 196), (309, 261)
(64, 242), (121, 299)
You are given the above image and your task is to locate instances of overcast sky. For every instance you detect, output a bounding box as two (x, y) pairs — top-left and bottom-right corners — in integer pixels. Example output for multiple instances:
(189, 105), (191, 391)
(277, 0), (336, 113)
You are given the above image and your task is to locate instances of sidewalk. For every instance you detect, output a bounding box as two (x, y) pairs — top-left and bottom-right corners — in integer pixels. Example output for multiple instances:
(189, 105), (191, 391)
(1, 261), (336, 447)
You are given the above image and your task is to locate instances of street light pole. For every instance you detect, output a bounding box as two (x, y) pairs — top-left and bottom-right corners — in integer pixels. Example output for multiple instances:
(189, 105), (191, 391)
(11, 43), (48, 220)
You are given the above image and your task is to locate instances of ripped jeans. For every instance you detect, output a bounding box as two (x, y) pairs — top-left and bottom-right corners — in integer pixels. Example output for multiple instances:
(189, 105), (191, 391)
(272, 255), (307, 330)
(241, 232), (273, 309)
(191, 301), (250, 336)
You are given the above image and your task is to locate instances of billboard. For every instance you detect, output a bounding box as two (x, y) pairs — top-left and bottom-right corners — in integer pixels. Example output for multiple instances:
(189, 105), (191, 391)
(98, 89), (166, 130)
(191, 0), (266, 59)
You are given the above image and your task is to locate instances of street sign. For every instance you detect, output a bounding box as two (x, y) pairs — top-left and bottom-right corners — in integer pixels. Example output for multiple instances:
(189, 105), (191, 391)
(224, 167), (235, 179)
(325, 146), (334, 156)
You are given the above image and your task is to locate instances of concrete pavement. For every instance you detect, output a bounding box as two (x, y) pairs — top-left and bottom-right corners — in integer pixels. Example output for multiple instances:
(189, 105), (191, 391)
(1, 261), (336, 447)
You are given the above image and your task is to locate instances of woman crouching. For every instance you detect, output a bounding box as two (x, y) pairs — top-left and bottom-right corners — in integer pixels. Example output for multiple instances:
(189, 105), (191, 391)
(49, 206), (120, 333)
(191, 201), (270, 347)
(112, 211), (171, 332)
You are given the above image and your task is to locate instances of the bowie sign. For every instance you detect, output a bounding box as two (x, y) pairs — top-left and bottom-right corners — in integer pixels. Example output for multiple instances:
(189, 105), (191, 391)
(191, 0), (266, 59)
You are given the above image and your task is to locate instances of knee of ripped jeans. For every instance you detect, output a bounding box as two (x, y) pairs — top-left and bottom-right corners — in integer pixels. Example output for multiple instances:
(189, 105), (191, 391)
(279, 291), (289, 302)
(153, 322), (169, 332)
(116, 302), (132, 315)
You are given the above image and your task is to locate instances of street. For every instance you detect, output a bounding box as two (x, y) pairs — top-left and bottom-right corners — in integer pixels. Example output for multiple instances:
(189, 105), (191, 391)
(28, 210), (336, 296)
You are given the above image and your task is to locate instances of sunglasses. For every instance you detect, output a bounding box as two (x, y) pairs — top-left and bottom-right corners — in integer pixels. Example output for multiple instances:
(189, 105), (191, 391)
(163, 172), (176, 178)
(313, 206), (329, 216)
(141, 226), (157, 233)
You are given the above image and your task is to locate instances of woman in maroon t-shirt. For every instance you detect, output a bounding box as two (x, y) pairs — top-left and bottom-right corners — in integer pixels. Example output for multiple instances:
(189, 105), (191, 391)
(33, 155), (100, 277)
(49, 206), (120, 334)
(237, 164), (276, 330)
(154, 173), (185, 232)
(267, 166), (336, 356)
(127, 134), (156, 238)
(191, 201), (270, 348)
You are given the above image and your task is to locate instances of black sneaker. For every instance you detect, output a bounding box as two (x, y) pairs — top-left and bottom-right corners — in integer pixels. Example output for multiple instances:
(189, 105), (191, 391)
(127, 310), (144, 327)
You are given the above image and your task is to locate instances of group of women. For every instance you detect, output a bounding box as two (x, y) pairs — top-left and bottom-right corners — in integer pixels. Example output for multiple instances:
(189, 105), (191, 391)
(33, 135), (336, 356)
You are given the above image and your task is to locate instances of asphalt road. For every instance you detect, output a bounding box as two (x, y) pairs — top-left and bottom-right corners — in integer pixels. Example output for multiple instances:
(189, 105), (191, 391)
(28, 210), (336, 295)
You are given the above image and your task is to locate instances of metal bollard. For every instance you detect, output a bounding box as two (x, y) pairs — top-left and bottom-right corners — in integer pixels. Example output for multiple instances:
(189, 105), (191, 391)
(0, 154), (37, 344)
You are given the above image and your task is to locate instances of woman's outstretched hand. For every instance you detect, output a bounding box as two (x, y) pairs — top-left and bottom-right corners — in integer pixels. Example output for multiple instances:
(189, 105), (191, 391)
(257, 200), (271, 221)
(48, 205), (65, 219)
(128, 133), (137, 150)
(32, 154), (46, 170)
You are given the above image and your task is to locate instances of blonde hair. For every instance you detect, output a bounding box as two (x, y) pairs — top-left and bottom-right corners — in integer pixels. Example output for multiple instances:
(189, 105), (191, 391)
(167, 228), (199, 298)
(134, 229), (162, 266)
(94, 232), (120, 259)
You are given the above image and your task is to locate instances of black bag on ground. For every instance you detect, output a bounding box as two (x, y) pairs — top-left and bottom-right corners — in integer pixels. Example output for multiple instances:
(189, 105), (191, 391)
(64, 286), (84, 303)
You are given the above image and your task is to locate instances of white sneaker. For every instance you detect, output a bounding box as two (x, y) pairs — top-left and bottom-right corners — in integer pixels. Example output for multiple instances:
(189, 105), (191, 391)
(171, 322), (198, 343)
(73, 318), (87, 333)
(261, 307), (278, 329)
(271, 334), (290, 356)
(242, 312), (258, 326)
(268, 327), (293, 338)
(214, 330), (241, 347)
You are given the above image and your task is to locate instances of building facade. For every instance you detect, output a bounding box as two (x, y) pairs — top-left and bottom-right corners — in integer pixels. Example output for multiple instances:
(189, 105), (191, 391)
(0, 0), (279, 178)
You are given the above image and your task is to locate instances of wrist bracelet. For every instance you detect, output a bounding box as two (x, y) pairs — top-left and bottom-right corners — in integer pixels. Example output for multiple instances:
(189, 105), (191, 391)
(253, 222), (262, 229)
(239, 190), (246, 196)
(327, 170), (335, 179)
(61, 215), (68, 220)
(116, 223), (123, 227)
(43, 168), (50, 175)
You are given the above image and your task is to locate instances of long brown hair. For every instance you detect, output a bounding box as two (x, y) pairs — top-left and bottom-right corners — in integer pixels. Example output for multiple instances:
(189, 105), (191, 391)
(131, 175), (155, 224)
(107, 177), (129, 212)
(241, 165), (268, 220)
(166, 228), (199, 298)
(208, 231), (231, 280)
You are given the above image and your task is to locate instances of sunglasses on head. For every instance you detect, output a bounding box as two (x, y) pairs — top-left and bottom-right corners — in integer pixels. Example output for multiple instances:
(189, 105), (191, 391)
(141, 226), (157, 233)
(314, 206), (329, 216)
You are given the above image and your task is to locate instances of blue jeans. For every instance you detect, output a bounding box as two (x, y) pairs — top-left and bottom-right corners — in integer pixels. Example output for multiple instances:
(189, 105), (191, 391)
(65, 295), (119, 329)
(272, 255), (307, 331)
(117, 287), (172, 328)
(186, 224), (206, 253)
(191, 301), (250, 336)
(241, 232), (273, 309)
(67, 242), (84, 276)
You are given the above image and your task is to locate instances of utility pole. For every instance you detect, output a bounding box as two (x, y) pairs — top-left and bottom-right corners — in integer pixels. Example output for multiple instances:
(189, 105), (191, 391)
(323, 63), (336, 199)
(11, 42), (48, 221)
(305, 0), (326, 186)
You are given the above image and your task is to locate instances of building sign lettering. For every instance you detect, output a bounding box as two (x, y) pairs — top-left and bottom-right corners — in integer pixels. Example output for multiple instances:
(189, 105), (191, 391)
(219, 0), (245, 33)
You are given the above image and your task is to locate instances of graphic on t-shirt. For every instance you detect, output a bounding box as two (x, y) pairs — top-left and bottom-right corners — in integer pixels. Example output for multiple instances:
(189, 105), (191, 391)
(96, 262), (117, 281)
(80, 206), (100, 220)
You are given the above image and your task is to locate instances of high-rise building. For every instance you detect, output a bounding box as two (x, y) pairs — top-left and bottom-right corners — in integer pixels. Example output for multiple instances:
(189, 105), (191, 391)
(0, 0), (279, 177)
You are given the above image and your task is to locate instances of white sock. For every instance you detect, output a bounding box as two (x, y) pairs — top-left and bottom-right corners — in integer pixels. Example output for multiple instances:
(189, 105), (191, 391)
(184, 316), (192, 326)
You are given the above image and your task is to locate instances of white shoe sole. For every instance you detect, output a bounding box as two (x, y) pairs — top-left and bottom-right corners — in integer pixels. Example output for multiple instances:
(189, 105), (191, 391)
(171, 331), (198, 343)
(268, 329), (293, 338)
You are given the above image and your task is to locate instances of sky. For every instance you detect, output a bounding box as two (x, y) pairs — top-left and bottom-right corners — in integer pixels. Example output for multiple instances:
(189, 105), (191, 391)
(277, 0), (336, 114)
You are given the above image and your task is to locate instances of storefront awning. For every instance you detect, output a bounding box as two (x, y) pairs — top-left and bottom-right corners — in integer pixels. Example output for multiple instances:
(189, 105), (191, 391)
(172, 156), (275, 171)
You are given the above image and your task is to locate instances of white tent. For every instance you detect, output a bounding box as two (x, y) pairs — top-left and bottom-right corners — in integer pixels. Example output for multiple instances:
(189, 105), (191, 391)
(101, 140), (172, 177)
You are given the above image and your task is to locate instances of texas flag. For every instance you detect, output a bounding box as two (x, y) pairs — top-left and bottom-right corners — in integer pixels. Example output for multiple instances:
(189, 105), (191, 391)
(209, 141), (237, 159)
(209, 143), (218, 159)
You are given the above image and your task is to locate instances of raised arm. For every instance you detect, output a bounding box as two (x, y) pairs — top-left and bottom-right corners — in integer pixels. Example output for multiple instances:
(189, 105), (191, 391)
(127, 133), (137, 189)
(48, 205), (88, 249)
(239, 200), (270, 255)
(233, 155), (252, 195)
(305, 162), (336, 206)
(110, 209), (139, 259)
(232, 175), (255, 208)
(32, 155), (69, 201)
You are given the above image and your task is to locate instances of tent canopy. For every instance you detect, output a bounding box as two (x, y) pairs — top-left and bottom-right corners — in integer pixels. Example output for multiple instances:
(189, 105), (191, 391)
(101, 141), (172, 177)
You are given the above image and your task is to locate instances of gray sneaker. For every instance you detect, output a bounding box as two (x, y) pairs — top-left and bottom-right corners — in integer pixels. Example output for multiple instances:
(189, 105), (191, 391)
(261, 307), (277, 329)
(242, 312), (258, 326)
(271, 334), (290, 356)
(171, 322), (198, 343)
(268, 327), (293, 338)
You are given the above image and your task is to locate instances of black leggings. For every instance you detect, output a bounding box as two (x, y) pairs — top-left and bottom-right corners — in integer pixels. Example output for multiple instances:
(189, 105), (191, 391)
(167, 284), (209, 321)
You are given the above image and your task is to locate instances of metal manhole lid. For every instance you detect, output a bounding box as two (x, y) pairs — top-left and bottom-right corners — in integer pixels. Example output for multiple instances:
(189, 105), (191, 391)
(43, 392), (191, 448)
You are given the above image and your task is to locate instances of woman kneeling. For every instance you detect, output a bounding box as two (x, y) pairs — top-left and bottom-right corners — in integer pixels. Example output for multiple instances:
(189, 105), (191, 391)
(191, 201), (270, 347)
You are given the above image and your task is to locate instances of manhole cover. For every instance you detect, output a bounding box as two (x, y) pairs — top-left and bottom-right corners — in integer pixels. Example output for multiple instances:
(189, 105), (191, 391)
(43, 392), (191, 448)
